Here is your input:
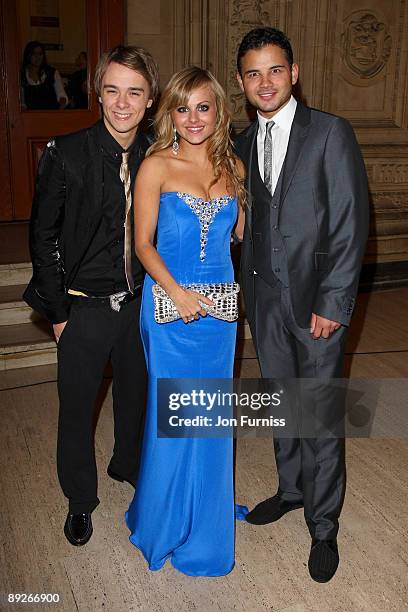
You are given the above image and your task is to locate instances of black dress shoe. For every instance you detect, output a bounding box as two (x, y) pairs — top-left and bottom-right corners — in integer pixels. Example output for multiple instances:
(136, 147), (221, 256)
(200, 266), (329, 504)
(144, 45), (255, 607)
(245, 493), (303, 525)
(107, 466), (136, 489)
(308, 539), (339, 583)
(64, 513), (93, 546)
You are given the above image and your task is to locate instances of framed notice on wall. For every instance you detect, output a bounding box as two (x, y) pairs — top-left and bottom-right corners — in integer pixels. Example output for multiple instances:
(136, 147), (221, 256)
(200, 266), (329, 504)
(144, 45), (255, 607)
(30, 0), (62, 50)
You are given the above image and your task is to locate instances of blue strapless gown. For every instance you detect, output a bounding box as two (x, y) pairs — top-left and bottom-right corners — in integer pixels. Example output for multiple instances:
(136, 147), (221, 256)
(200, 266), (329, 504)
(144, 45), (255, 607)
(125, 192), (247, 576)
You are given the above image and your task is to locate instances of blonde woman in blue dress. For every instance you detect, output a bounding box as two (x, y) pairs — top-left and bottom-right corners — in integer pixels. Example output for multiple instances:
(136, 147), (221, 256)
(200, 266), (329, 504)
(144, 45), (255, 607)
(126, 67), (247, 576)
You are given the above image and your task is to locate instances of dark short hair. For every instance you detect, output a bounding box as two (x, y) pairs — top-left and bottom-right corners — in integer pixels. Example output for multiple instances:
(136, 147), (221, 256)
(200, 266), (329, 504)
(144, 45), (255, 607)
(237, 27), (294, 74)
(94, 45), (159, 101)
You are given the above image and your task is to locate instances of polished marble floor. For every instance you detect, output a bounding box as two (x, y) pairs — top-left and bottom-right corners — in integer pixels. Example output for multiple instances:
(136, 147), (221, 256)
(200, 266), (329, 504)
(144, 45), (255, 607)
(0, 289), (407, 611)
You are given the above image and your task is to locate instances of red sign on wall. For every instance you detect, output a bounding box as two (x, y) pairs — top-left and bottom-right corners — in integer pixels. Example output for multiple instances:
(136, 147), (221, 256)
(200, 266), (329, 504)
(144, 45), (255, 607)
(30, 16), (59, 28)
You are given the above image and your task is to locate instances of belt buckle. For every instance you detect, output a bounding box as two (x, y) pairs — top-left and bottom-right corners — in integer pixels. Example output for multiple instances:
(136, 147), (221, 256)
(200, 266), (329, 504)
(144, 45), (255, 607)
(109, 291), (128, 312)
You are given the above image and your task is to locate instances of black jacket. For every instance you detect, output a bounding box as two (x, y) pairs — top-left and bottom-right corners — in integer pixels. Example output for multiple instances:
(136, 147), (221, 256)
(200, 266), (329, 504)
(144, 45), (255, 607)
(24, 121), (152, 323)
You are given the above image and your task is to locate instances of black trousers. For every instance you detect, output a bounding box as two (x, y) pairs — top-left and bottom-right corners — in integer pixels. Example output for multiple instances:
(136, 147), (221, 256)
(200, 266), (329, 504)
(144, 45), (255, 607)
(56, 295), (147, 514)
(252, 275), (347, 540)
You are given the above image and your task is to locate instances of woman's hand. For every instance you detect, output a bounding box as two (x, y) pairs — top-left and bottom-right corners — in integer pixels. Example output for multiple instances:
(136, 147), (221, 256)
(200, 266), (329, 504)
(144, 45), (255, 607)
(170, 287), (214, 324)
(133, 157), (213, 325)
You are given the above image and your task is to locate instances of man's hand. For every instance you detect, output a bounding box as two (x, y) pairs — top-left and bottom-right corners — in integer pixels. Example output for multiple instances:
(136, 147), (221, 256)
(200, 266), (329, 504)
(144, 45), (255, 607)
(310, 313), (341, 339)
(53, 321), (68, 343)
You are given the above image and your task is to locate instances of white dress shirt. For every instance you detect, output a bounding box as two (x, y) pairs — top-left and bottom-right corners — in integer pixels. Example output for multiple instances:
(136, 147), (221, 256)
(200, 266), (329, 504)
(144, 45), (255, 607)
(257, 95), (297, 195)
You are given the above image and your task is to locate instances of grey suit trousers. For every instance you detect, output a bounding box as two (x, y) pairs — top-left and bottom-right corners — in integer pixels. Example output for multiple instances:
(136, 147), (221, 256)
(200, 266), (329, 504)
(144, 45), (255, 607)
(252, 274), (347, 540)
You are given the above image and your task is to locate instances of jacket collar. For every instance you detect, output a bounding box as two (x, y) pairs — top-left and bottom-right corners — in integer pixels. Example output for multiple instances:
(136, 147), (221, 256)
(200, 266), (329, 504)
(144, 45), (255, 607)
(280, 102), (311, 203)
(243, 102), (311, 203)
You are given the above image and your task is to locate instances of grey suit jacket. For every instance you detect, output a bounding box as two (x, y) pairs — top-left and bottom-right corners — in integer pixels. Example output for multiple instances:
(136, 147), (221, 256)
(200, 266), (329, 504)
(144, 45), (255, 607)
(235, 102), (369, 328)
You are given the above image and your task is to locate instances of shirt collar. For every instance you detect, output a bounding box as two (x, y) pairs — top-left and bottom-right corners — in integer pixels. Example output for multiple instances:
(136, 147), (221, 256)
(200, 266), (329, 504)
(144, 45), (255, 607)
(97, 120), (139, 160)
(257, 95), (297, 135)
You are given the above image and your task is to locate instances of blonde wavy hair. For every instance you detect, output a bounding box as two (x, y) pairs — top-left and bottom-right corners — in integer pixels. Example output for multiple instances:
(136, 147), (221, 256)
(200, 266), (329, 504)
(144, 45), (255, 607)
(147, 67), (246, 208)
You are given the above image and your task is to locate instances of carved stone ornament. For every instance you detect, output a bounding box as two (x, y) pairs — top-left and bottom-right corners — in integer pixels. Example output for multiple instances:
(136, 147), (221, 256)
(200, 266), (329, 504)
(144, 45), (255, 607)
(230, 0), (270, 26)
(228, 1), (273, 121)
(371, 192), (408, 209)
(342, 11), (392, 79)
(230, 91), (246, 116)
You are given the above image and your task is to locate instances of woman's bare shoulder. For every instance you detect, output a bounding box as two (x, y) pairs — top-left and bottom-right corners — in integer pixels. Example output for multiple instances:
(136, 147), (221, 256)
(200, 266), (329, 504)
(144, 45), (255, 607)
(148, 147), (174, 161)
(137, 151), (171, 179)
(137, 149), (181, 192)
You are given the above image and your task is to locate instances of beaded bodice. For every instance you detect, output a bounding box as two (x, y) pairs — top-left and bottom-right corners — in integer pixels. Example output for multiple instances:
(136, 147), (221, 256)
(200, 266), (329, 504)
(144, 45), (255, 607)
(155, 191), (237, 283)
(176, 192), (233, 261)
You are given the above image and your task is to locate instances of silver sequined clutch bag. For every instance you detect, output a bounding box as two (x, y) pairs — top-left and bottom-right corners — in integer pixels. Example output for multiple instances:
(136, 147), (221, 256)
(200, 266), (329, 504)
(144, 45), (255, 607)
(152, 282), (240, 324)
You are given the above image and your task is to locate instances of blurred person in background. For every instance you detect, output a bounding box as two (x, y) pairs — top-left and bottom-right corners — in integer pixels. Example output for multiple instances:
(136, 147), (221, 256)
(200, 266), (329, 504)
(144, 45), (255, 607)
(68, 51), (88, 109)
(21, 40), (68, 110)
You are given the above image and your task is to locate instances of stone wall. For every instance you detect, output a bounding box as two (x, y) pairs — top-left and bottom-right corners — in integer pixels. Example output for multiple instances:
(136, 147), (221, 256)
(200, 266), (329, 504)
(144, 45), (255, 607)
(127, 0), (408, 268)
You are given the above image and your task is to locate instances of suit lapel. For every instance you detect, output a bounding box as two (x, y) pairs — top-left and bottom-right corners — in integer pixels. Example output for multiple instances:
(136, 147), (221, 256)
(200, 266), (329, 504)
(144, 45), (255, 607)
(241, 121), (258, 233)
(280, 102), (311, 205)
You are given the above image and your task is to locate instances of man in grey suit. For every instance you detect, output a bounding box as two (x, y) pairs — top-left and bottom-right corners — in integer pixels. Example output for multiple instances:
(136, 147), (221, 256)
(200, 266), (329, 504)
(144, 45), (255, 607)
(235, 27), (369, 582)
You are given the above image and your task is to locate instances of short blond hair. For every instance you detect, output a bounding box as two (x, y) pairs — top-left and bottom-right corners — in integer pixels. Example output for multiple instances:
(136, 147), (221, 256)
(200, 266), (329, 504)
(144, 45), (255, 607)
(94, 45), (159, 100)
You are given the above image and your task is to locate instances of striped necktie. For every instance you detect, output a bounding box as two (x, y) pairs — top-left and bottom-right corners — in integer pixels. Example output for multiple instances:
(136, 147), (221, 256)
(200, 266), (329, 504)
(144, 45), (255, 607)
(120, 151), (134, 293)
(263, 120), (275, 195)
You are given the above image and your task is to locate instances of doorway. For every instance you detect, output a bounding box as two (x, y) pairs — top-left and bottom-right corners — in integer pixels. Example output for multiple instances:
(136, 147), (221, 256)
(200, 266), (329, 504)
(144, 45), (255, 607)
(0, 0), (124, 221)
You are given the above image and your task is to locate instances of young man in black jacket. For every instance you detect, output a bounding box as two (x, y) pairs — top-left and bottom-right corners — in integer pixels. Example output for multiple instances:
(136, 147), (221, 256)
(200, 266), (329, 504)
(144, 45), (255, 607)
(24, 46), (159, 546)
